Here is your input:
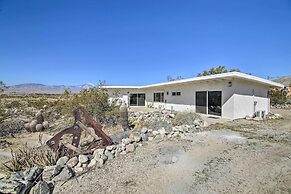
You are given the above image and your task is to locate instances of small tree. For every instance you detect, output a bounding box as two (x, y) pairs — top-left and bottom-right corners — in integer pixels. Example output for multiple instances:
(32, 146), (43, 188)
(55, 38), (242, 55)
(269, 88), (288, 105)
(197, 66), (240, 77)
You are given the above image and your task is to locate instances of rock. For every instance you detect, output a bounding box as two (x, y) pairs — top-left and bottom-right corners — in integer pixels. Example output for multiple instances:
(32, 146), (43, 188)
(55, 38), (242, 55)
(158, 128), (167, 135)
(66, 157), (78, 168)
(10, 171), (24, 181)
(141, 133), (148, 141)
(122, 138), (132, 145)
(100, 154), (108, 162)
(52, 166), (74, 182)
(88, 159), (97, 168)
(35, 124), (43, 132)
(74, 167), (84, 173)
(52, 165), (63, 177)
(125, 144), (135, 153)
(105, 150), (114, 160)
(24, 123), (31, 131)
(141, 128), (148, 134)
(35, 110), (44, 124)
(29, 120), (38, 132)
(56, 156), (69, 166)
(129, 133), (142, 142)
(93, 148), (105, 159)
(152, 131), (159, 136)
(106, 145), (116, 151)
(42, 166), (56, 181)
(78, 155), (89, 164)
(30, 180), (53, 194)
(76, 162), (82, 167)
(148, 137), (154, 141)
(0, 179), (24, 194)
(42, 121), (49, 129)
(23, 167), (43, 182)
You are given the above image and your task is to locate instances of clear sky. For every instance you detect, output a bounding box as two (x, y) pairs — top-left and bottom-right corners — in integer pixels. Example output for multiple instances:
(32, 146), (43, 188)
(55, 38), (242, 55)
(0, 0), (290, 86)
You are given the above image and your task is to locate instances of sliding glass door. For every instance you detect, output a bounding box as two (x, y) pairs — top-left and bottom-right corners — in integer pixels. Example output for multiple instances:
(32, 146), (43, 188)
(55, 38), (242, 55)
(130, 93), (146, 106)
(196, 91), (207, 114)
(208, 91), (222, 116)
(195, 91), (222, 116)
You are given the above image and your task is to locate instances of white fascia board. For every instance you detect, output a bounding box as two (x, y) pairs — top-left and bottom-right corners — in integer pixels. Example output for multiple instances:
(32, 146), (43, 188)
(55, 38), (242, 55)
(103, 72), (284, 90)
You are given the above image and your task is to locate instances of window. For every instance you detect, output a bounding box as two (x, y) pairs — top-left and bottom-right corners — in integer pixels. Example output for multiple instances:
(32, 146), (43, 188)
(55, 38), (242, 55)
(172, 92), (181, 96)
(154, 92), (164, 102)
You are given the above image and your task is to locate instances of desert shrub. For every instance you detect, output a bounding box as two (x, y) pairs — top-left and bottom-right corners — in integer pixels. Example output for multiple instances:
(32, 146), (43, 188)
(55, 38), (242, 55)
(172, 112), (201, 126)
(2, 135), (59, 172)
(58, 87), (119, 125)
(5, 100), (21, 109)
(269, 88), (288, 105)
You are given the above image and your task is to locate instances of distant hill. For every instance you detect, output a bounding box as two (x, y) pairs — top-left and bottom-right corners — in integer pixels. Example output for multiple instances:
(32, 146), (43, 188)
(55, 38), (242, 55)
(273, 76), (291, 87)
(5, 83), (95, 94)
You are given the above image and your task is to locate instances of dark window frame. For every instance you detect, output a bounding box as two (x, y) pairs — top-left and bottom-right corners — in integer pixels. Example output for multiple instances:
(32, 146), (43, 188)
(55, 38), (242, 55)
(172, 91), (181, 96)
(154, 92), (164, 102)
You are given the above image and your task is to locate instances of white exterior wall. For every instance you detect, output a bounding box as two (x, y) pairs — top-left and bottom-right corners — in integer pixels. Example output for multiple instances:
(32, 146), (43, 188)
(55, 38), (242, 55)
(106, 77), (272, 119)
(232, 79), (270, 118)
(143, 79), (235, 119)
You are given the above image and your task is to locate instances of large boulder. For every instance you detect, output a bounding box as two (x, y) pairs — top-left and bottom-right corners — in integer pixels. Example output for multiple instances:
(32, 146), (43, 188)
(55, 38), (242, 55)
(66, 157), (78, 168)
(56, 156), (69, 166)
(30, 180), (54, 194)
(52, 166), (74, 182)
(78, 155), (89, 164)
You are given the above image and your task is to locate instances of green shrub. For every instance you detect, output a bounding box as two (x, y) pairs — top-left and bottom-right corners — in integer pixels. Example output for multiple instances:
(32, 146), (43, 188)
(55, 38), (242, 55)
(269, 88), (288, 105)
(58, 87), (119, 125)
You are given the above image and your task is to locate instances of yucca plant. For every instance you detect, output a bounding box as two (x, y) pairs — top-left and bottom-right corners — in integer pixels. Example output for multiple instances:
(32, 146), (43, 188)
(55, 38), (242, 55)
(2, 134), (59, 172)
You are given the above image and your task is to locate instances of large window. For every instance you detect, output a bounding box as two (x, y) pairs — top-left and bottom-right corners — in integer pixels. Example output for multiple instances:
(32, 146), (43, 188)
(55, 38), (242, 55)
(154, 92), (164, 102)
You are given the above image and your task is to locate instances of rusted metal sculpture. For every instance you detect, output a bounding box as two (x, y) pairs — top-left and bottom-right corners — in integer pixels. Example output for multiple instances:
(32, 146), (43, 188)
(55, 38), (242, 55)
(46, 107), (113, 156)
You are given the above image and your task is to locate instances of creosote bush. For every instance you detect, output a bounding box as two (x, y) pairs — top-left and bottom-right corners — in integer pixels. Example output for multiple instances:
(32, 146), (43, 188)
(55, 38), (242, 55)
(57, 87), (120, 125)
(269, 88), (288, 105)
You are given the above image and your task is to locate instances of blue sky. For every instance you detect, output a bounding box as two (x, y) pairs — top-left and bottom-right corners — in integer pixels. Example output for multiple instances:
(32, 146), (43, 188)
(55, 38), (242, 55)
(0, 0), (290, 86)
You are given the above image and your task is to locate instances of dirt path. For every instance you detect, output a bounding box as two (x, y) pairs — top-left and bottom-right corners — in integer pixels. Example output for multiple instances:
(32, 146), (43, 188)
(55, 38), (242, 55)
(54, 108), (291, 194)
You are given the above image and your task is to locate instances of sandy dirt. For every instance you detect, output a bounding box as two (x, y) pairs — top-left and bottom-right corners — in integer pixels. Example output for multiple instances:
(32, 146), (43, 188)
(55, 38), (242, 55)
(53, 109), (291, 194)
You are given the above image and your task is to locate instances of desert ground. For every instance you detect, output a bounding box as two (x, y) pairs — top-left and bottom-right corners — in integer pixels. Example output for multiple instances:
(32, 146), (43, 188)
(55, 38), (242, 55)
(0, 93), (290, 194)
(53, 108), (291, 194)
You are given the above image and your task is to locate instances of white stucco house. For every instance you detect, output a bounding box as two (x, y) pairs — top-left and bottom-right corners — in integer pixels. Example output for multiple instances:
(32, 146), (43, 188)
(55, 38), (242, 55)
(104, 72), (284, 119)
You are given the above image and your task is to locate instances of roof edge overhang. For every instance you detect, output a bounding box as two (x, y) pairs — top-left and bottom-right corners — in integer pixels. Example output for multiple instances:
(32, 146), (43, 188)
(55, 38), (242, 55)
(103, 72), (284, 90)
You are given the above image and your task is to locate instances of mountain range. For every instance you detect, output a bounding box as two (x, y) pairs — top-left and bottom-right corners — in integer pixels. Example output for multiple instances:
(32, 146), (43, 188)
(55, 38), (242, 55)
(4, 83), (95, 94)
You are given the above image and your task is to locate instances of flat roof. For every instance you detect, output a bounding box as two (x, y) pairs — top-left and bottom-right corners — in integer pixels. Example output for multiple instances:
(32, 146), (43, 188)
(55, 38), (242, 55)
(103, 72), (284, 89)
